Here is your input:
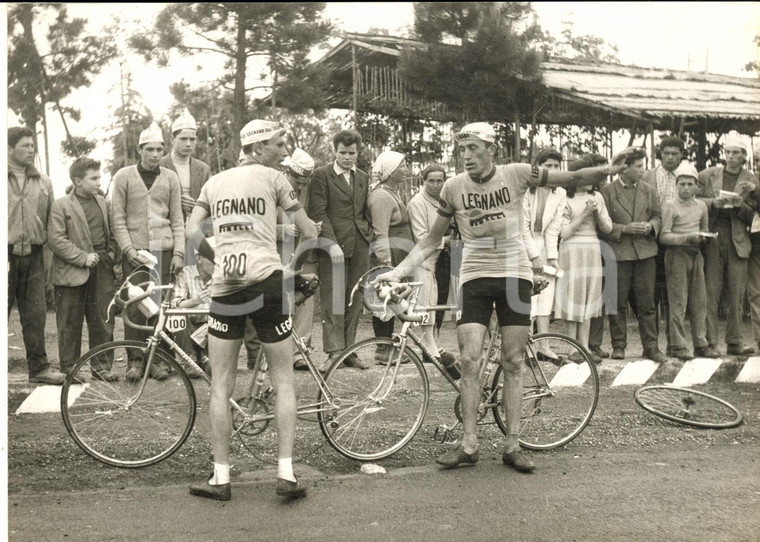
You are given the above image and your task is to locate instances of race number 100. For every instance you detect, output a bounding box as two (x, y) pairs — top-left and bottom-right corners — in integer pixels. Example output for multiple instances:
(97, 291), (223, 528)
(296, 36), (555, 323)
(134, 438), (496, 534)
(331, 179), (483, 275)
(222, 252), (247, 277)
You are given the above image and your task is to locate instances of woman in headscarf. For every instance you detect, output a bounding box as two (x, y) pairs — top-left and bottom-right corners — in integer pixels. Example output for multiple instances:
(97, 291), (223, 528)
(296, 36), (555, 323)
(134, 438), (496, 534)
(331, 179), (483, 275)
(367, 151), (415, 362)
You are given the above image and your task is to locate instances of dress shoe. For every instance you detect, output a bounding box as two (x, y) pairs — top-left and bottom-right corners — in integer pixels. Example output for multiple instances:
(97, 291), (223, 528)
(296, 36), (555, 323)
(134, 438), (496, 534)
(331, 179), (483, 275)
(92, 369), (119, 382)
(611, 347), (625, 360)
(502, 449), (535, 473)
(29, 368), (66, 385)
(694, 346), (720, 358)
(589, 345), (610, 359)
(189, 475), (231, 501)
(435, 445), (479, 468)
(276, 476), (307, 498)
(294, 359), (309, 371)
(727, 344), (754, 356)
(149, 363), (170, 380)
(647, 350), (668, 364)
(587, 351), (604, 365)
(69, 372), (88, 384)
(126, 366), (144, 383)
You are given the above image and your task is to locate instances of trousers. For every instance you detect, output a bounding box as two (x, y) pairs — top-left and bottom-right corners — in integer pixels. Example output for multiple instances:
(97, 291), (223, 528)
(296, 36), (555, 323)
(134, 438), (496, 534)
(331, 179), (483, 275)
(665, 247), (708, 352)
(608, 257), (659, 353)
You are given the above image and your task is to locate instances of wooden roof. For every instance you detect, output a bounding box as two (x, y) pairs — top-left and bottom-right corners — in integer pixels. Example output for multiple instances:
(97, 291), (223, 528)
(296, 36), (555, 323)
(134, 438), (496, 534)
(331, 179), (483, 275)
(304, 33), (760, 134)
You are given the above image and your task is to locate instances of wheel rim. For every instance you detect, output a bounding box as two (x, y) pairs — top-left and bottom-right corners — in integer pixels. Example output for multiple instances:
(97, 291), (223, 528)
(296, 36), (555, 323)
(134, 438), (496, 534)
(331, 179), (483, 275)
(635, 385), (743, 429)
(319, 338), (429, 461)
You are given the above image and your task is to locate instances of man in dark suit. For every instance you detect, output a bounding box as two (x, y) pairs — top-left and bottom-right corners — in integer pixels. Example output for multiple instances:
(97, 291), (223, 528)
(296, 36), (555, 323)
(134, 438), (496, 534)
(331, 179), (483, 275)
(308, 130), (373, 368)
(601, 147), (667, 363)
(159, 109), (211, 224)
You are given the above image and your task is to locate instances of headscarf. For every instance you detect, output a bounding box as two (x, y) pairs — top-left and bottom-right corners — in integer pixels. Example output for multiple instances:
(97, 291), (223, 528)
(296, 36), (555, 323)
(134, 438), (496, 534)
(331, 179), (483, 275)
(371, 151), (406, 188)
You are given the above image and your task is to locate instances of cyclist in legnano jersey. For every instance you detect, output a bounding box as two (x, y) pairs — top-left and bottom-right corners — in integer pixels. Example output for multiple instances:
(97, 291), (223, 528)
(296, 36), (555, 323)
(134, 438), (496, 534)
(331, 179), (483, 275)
(185, 119), (318, 500)
(376, 122), (632, 473)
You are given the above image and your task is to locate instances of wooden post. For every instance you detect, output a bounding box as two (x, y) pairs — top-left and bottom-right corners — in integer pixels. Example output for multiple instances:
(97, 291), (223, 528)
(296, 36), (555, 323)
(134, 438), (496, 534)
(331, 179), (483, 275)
(352, 44), (358, 128)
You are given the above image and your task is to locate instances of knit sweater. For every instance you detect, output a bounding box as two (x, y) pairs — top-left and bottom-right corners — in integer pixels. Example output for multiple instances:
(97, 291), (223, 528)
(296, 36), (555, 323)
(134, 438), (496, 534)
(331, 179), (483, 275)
(111, 165), (185, 256)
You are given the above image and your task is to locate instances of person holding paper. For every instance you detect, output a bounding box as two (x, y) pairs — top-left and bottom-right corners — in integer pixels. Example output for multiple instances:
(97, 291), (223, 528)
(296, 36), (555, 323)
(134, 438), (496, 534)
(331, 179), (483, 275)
(696, 136), (758, 355)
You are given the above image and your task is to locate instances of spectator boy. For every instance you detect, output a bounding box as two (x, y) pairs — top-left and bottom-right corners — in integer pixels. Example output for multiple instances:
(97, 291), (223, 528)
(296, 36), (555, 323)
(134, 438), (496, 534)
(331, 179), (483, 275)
(7, 126), (65, 385)
(159, 109), (211, 222)
(659, 164), (719, 360)
(48, 157), (120, 381)
(111, 121), (185, 381)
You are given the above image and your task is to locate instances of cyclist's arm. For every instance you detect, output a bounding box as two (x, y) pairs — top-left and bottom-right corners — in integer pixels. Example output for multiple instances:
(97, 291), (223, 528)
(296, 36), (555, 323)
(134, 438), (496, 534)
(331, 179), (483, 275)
(387, 214), (450, 280)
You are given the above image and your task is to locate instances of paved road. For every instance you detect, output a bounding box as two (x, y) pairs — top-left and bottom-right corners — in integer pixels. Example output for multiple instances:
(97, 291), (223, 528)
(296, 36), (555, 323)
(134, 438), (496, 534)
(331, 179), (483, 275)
(9, 445), (759, 542)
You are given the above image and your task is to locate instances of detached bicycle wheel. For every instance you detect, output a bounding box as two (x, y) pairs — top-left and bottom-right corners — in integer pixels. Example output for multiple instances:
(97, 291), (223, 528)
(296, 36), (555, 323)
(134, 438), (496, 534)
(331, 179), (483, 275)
(493, 333), (599, 450)
(634, 385), (742, 429)
(318, 337), (429, 461)
(61, 341), (196, 468)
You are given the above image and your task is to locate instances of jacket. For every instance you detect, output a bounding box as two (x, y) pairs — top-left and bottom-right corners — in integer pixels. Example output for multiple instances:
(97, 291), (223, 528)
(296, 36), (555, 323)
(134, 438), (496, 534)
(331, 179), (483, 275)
(110, 165), (185, 257)
(308, 162), (373, 258)
(696, 166), (758, 259)
(601, 179), (662, 261)
(158, 155), (211, 219)
(47, 191), (119, 287)
(8, 164), (54, 248)
(522, 187), (566, 261)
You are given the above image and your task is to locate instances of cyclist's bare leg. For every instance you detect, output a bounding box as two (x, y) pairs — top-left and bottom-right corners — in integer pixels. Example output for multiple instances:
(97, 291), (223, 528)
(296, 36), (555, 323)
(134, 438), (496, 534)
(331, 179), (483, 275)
(500, 325), (530, 453)
(262, 337), (297, 461)
(457, 322), (489, 453)
(207, 335), (243, 477)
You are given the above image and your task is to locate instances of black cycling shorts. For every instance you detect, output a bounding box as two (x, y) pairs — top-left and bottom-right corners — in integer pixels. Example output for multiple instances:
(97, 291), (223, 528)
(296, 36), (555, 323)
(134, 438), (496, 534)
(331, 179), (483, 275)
(207, 271), (293, 343)
(457, 277), (532, 328)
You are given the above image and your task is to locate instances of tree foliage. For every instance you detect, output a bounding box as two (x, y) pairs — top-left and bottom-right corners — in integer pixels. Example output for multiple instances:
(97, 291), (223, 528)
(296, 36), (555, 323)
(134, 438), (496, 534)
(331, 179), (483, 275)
(129, 3), (333, 156)
(539, 21), (620, 64)
(399, 3), (544, 125)
(744, 33), (760, 76)
(7, 4), (116, 144)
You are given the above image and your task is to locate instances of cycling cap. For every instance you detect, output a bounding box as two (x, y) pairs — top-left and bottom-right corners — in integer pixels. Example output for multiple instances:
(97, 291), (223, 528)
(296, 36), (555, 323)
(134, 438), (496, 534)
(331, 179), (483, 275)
(240, 119), (285, 146)
(453, 122), (496, 144)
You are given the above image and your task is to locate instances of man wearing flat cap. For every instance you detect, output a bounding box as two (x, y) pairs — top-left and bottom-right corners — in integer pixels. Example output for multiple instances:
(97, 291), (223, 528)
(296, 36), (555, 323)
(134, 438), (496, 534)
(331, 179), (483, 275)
(159, 108), (211, 222)
(696, 135), (759, 355)
(111, 121), (185, 381)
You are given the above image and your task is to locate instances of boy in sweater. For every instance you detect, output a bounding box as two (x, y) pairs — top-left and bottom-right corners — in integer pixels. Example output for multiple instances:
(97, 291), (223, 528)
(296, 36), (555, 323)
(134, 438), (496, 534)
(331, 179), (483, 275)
(659, 163), (720, 360)
(111, 122), (185, 381)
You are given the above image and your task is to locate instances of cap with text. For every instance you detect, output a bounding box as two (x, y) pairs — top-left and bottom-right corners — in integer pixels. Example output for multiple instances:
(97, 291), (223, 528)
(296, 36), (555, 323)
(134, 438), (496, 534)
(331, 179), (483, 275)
(240, 119), (285, 146)
(172, 108), (197, 133)
(138, 122), (164, 146)
(283, 148), (315, 176)
(453, 122), (496, 144)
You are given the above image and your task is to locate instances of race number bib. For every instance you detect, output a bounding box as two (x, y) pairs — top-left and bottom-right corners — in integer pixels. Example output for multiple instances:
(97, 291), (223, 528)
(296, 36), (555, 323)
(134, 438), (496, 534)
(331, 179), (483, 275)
(165, 314), (187, 332)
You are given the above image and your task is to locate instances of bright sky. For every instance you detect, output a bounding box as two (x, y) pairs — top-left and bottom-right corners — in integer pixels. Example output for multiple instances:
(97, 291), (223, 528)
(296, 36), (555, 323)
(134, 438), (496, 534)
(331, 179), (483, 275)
(7, 2), (760, 197)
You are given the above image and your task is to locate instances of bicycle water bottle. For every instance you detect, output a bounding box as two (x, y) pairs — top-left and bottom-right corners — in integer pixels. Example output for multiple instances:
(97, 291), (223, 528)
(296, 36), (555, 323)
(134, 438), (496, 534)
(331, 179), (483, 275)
(439, 351), (462, 380)
(126, 281), (159, 318)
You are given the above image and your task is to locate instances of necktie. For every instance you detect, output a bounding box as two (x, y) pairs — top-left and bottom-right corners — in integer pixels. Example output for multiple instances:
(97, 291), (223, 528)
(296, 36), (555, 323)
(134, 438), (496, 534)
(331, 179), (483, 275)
(344, 171), (352, 189)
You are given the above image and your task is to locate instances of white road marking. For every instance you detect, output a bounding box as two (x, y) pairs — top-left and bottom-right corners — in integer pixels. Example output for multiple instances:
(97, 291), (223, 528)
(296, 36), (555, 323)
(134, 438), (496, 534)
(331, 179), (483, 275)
(671, 358), (723, 387)
(612, 359), (660, 387)
(15, 383), (87, 414)
(736, 356), (760, 383)
(550, 362), (591, 387)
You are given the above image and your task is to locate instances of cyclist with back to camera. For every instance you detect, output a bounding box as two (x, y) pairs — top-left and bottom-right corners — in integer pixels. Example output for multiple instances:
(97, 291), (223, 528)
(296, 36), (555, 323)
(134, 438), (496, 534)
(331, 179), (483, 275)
(375, 122), (630, 473)
(185, 119), (317, 500)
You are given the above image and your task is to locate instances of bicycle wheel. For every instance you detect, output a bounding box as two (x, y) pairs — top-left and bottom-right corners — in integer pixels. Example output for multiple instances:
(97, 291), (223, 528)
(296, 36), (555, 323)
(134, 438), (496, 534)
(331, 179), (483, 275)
(318, 337), (429, 461)
(492, 333), (599, 450)
(232, 368), (326, 464)
(634, 385), (743, 429)
(61, 341), (197, 468)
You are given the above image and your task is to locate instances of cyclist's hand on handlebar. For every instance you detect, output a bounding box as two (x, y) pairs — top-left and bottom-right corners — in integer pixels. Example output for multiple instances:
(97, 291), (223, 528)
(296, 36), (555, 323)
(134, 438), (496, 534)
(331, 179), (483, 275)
(373, 269), (401, 285)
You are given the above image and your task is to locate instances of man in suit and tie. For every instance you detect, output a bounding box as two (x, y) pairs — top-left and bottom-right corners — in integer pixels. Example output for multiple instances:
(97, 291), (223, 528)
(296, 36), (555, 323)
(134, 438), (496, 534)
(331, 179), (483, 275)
(309, 130), (373, 368)
(48, 157), (120, 380)
(159, 109), (211, 223)
(601, 147), (667, 363)
(696, 136), (758, 355)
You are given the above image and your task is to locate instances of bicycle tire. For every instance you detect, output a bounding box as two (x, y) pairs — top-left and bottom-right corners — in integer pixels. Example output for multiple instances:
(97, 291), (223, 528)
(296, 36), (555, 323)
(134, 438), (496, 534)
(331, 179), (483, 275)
(61, 340), (197, 468)
(318, 337), (429, 461)
(492, 332), (599, 450)
(232, 369), (327, 464)
(634, 385), (743, 429)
